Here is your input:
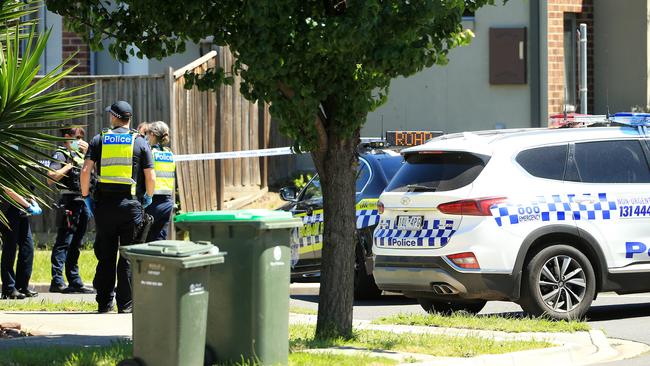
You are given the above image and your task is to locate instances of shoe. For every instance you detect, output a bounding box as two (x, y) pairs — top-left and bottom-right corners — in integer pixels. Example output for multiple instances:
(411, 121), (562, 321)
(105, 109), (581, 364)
(49, 284), (67, 293)
(18, 288), (38, 298)
(118, 305), (132, 314)
(62, 286), (95, 294)
(97, 303), (114, 313)
(1, 289), (26, 300)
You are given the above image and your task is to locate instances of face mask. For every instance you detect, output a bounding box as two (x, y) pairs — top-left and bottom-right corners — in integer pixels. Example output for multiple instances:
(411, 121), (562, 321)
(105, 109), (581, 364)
(71, 140), (80, 151)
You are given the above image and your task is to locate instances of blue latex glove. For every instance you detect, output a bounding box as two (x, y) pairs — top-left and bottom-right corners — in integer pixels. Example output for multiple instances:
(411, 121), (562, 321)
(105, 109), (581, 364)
(143, 193), (153, 208)
(26, 200), (42, 216)
(84, 196), (95, 217)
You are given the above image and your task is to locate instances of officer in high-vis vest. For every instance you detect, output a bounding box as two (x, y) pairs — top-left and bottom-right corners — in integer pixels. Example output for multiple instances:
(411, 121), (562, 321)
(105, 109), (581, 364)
(144, 121), (175, 242)
(80, 101), (155, 314)
(47, 127), (95, 294)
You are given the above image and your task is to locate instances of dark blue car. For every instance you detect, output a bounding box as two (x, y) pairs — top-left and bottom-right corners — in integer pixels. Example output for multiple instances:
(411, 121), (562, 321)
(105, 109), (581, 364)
(279, 148), (402, 299)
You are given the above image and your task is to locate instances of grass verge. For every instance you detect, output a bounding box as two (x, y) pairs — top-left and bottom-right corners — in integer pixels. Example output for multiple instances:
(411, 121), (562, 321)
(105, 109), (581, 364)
(0, 324), (550, 365)
(1, 299), (96, 312)
(0, 341), (397, 366)
(4, 301), (312, 314)
(373, 312), (590, 333)
(289, 306), (318, 315)
(29, 250), (97, 285)
(290, 324), (550, 357)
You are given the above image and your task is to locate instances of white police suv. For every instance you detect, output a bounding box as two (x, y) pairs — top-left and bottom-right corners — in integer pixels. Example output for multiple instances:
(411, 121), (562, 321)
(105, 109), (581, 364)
(373, 119), (650, 320)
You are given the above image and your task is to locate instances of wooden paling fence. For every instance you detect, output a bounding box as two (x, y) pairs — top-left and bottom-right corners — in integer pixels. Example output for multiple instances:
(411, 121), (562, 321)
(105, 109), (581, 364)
(30, 48), (296, 239)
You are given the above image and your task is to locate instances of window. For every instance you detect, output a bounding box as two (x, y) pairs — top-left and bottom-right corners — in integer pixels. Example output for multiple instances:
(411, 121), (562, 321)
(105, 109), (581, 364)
(301, 175), (322, 201)
(571, 140), (650, 183)
(356, 161), (371, 193)
(564, 14), (577, 111)
(516, 144), (568, 180)
(386, 152), (489, 192)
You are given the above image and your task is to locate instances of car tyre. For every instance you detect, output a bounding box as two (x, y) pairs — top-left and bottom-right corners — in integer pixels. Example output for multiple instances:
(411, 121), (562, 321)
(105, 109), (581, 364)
(418, 298), (487, 315)
(520, 244), (596, 320)
(354, 247), (382, 300)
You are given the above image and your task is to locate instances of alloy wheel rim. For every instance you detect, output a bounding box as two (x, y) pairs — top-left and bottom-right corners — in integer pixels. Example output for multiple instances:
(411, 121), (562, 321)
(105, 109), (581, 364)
(538, 255), (586, 313)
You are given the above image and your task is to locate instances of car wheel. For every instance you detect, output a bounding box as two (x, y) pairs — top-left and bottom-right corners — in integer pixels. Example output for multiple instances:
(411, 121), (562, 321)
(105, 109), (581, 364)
(354, 247), (382, 300)
(520, 244), (596, 320)
(418, 298), (487, 314)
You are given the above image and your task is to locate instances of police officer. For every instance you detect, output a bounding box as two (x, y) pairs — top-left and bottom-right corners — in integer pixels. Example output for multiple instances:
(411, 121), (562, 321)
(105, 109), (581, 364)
(80, 101), (155, 313)
(47, 128), (95, 294)
(145, 121), (175, 241)
(1, 187), (41, 299)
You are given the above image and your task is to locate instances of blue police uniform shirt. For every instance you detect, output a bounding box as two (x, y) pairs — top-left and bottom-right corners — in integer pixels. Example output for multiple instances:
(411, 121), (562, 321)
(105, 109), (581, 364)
(86, 126), (154, 197)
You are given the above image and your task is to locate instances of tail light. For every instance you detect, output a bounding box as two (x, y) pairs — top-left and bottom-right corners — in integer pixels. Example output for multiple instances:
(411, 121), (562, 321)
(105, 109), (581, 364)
(447, 252), (480, 269)
(377, 200), (384, 215)
(437, 197), (507, 216)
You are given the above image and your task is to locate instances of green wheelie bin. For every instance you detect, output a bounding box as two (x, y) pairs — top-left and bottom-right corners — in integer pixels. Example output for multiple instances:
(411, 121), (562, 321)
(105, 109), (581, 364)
(174, 210), (302, 366)
(118, 240), (225, 366)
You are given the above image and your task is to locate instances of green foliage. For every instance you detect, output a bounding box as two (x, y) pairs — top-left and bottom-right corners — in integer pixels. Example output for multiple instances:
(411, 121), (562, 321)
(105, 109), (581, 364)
(45, 0), (499, 151)
(0, 0), (93, 224)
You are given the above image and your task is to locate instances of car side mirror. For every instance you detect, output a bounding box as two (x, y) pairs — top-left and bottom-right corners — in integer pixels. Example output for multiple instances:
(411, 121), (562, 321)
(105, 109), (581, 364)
(280, 187), (298, 202)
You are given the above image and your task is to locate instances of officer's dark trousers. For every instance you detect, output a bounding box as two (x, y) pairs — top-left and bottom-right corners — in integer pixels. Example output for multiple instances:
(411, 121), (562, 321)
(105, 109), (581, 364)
(145, 195), (173, 242)
(51, 196), (89, 288)
(0, 205), (34, 294)
(93, 192), (142, 309)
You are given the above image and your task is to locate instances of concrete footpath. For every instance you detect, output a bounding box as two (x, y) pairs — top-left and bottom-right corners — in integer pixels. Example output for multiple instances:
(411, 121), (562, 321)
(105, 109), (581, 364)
(0, 282), (648, 366)
(0, 312), (647, 366)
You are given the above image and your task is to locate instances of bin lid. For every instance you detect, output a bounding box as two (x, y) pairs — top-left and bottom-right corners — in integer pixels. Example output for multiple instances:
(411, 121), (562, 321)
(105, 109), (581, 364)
(123, 240), (216, 257)
(175, 209), (295, 223)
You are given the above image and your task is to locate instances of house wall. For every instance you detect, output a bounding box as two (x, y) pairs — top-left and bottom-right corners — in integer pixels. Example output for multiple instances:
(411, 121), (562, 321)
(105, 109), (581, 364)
(38, 9), (63, 74)
(61, 20), (90, 75)
(546, 0), (594, 116)
(363, 1), (531, 136)
(593, 0), (648, 113)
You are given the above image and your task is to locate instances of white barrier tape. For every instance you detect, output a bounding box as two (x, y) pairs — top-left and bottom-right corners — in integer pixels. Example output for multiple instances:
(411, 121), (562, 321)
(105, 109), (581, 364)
(174, 146), (297, 162)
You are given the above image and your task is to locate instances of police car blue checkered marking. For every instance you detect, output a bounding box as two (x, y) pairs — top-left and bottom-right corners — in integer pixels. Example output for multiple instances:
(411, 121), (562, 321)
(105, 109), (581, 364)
(373, 219), (456, 248)
(491, 193), (617, 227)
(356, 209), (379, 229)
(292, 208), (379, 250)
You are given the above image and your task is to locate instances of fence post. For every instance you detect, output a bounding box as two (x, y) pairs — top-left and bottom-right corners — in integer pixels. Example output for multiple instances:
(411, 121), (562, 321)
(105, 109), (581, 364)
(258, 103), (271, 189)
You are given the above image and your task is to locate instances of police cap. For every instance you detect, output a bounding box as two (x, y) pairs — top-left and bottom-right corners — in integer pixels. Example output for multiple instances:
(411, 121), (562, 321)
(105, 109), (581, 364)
(105, 101), (133, 120)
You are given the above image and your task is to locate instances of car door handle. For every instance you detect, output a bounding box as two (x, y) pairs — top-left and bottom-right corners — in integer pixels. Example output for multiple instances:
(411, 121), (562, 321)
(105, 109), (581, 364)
(574, 198), (596, 204)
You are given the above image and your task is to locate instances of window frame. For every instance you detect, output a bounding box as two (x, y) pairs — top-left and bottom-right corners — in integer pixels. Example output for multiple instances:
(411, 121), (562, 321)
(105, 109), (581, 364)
(514, 143), (569, 181)
(566, 138), (650, 184)
(356, 158), (373, 195)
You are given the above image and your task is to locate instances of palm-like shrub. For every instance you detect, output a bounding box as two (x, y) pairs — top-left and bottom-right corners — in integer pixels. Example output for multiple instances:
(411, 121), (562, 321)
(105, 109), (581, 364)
(0, 0), (92, 224)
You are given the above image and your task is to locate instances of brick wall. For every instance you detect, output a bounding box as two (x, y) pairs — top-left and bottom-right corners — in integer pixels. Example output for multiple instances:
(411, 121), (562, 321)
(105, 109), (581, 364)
(547, 0), (594, 119)
(62, 21), (90, 75)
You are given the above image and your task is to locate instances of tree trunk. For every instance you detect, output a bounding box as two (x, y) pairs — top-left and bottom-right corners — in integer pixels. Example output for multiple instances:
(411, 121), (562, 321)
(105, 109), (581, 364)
(313, 128), (359, 339)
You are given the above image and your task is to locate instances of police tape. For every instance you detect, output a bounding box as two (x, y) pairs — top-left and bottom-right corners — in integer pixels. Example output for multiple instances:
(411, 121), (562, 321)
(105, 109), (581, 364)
(173, 138), (386, 161)
(173, 147), (298, 162)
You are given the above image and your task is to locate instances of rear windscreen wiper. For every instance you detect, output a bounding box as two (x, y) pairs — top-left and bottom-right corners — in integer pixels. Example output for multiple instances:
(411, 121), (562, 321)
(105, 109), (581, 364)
(406, 184), (437, 191)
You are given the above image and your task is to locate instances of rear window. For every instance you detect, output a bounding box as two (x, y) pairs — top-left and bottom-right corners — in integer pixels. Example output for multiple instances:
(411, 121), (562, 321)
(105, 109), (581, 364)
(516, 144), (568, 180)
(386, 152), (489, 192)
(378, 156), (403, 181)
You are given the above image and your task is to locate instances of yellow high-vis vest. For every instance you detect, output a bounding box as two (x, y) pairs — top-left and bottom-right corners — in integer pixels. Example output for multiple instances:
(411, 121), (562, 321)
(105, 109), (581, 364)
(98, 130), (137, 187)
(152, 146), (175, 196)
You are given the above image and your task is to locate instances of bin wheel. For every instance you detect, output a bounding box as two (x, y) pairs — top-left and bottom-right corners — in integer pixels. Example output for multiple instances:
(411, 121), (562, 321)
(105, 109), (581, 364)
(204, 345), (216, 366)
(117, 358), (144, 366)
